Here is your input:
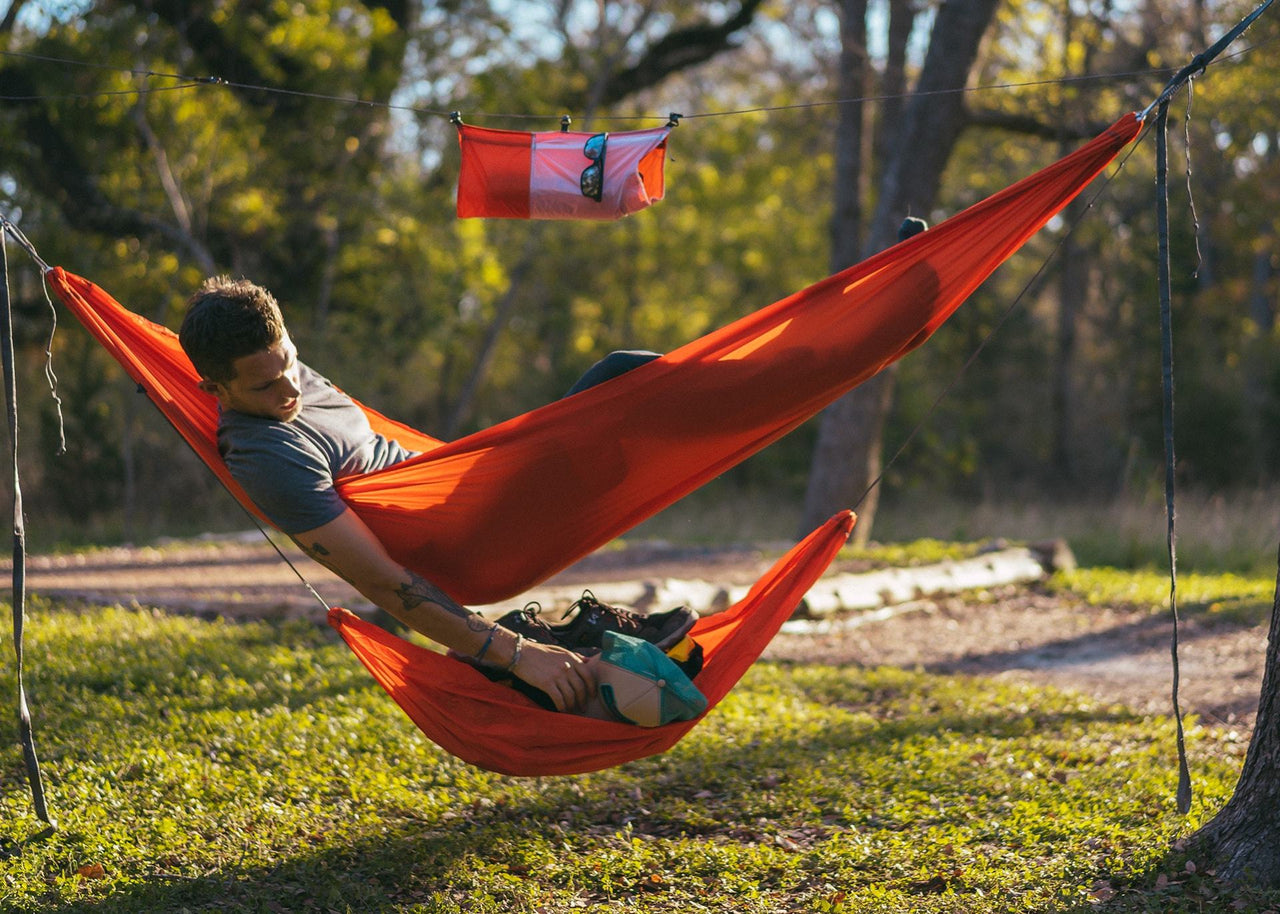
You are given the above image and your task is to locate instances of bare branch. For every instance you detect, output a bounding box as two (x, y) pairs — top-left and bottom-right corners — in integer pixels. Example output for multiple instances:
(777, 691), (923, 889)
(599, 0), (768, 106)
(0, 64), (215, 270)
(130, 98), (216, 275)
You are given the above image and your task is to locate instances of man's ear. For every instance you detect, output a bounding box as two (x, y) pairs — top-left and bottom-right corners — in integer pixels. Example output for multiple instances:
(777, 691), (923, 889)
(197, 379), (224, 397)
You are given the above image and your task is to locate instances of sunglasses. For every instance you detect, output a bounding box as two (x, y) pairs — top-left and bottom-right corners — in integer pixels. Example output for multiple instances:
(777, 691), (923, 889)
(580, 133), (608, 201)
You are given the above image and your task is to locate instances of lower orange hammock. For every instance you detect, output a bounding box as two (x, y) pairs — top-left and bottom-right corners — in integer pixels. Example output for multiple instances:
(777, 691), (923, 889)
(47, 113), (1140, 608)
(329, 511), (854, 775)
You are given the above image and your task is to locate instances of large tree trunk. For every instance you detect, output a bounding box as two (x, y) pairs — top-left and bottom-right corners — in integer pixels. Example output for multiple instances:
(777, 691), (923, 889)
(1189, 543), (1280, 886)
(829, 0), (868, 274)
(799, 0), (1003, 542)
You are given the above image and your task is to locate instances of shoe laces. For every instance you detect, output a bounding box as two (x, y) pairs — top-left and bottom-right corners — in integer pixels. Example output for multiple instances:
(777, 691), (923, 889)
(569, 589), (641, 631)
(514, 601), (554, 630)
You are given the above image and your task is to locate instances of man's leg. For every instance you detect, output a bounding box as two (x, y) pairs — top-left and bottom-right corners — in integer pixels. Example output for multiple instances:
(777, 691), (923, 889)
(564, 350), (660, 397)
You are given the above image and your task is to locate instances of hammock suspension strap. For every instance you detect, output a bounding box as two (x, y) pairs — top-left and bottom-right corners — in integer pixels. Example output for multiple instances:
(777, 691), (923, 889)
(1155, 100), (1193, 816)
(0, 226), (54, 827)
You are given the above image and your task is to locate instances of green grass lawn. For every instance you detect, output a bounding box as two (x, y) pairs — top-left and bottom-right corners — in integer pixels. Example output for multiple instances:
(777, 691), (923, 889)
(3, 595), (1279, 914)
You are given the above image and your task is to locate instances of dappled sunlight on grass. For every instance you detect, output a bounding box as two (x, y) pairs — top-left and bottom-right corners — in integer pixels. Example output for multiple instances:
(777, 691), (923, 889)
(1052, 567), (1275, 625)
(1, 602), (1274, 912)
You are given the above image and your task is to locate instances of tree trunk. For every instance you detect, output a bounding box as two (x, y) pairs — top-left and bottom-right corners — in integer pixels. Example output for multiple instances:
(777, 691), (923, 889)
(1189, 543), (1280, 886)
(799, 0), (1002, 542)
(829, 0), (868, 274)
(442, 227), (544, 438)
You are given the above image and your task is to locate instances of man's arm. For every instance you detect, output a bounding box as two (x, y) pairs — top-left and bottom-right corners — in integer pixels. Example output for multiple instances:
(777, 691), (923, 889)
(292, 507), (596, 713)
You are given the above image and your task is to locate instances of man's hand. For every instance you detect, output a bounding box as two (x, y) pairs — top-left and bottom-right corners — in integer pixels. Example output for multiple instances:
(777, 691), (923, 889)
(511, 642), (598, 713)
(292, 507), (601, 714)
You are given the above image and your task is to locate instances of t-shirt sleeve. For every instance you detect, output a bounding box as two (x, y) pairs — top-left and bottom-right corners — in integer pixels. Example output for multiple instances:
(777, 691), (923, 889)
(222, 427), (348, 534)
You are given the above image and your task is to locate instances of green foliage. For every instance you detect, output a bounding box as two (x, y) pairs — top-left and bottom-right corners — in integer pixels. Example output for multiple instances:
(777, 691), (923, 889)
(2, 598), (1277, 912)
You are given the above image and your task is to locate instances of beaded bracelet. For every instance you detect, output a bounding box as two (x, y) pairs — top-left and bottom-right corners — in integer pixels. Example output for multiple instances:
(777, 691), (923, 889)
(473, 624), (499, 664)
(504, 632), (524, 672)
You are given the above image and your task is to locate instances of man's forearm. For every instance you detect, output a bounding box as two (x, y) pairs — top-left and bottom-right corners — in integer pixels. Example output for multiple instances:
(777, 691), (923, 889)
(297, 538), (500, 658)
(392, 568), (488, 631)
(290, 512), (594, 712)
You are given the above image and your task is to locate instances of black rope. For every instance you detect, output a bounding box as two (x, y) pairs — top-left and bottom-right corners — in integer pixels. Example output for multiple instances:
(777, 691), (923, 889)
(223, 499), (332, 616)
(1155, 100), (1193, 816)
(146, 405), (334, 612)
(1, 233), (54, 827)
(1182, 84), (1203, 280)
(0, 44), (1245, 126)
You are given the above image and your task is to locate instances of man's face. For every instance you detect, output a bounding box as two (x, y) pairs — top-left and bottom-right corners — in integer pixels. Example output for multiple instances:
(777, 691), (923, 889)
(201, 335), (303, 421)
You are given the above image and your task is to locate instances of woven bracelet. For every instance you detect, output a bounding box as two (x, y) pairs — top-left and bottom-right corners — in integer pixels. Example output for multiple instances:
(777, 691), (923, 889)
(474, 624), (499, 664)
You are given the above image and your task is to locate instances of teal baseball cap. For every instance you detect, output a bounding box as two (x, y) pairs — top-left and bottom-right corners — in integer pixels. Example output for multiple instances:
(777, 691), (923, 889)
(596, 631), (707, 727)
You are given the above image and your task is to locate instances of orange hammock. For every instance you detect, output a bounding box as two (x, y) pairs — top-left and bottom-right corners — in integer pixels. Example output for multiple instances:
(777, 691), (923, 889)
(47, 114), (1139, 607)
(329, 510), (853, 775)
(45, 114), (1138, 773)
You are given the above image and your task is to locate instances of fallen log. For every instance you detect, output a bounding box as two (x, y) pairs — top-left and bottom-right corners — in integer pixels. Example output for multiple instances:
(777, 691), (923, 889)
(474, 541), (1072, 621)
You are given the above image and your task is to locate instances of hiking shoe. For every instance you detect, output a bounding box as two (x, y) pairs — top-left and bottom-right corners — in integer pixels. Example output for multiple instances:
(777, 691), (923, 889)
(491, 601), (564, 648)
(548, 591), (697, 653)
(451, 603), (564, 710)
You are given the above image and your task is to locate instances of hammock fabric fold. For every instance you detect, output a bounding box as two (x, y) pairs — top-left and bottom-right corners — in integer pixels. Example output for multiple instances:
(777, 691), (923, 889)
(329, 510), (854, 775)
(44, 114), (1137, 773)
(47, 113), (1138, 608)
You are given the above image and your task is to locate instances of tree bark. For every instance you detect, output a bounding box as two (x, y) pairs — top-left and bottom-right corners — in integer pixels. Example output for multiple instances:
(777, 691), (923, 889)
(1189, 543), (1280, 886)
(799, 0), (1002, 542)
(829, 0), (868, 278)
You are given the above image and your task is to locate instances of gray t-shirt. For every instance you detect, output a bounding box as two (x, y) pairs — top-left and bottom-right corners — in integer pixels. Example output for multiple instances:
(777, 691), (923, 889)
(218, 362), (418, 534)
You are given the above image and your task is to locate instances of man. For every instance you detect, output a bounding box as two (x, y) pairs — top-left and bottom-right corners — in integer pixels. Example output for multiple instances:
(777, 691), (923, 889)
(178, 276), (690, 716)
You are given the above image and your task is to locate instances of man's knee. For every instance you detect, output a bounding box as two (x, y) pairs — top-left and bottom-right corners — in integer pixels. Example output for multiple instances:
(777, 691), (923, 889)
(565, 350), (660, 396)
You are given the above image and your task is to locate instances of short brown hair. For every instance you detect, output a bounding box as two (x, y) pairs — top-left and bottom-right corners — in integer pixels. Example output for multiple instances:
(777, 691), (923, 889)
(179, 276), (286, 382)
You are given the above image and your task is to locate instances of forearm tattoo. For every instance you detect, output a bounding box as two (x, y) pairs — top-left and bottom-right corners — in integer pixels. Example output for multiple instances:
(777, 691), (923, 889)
(295, 539), (488, 634)
(396, 570), (490, 632)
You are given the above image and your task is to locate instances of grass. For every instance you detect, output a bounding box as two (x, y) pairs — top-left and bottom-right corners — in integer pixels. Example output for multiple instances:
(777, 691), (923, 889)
(3, 594), (1280, 913)
(1051, 567), (1277, 626)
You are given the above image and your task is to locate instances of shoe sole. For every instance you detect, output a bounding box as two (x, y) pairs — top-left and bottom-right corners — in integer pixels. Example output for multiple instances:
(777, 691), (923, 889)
(652, 611), (698, 652)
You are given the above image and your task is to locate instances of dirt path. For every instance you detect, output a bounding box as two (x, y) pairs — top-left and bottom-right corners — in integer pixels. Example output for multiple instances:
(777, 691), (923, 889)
(12, 536), (1269, 732)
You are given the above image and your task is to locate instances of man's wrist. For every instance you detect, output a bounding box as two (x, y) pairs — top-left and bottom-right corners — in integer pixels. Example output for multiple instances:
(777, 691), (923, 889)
(474, 626), (523, 672)
(503, 633), (525, 672)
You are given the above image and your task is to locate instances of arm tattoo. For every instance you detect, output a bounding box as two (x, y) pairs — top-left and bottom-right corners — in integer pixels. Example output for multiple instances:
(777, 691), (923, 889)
(297, 539), (341, 575)
(396, 570), (489, 632)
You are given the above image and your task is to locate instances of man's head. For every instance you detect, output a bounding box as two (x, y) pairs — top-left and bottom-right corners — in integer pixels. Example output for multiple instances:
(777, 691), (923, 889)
(180, 276), (303, 421)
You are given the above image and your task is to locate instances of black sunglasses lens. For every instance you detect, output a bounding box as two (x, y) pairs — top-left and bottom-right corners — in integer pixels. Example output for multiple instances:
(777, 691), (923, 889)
(583, 133), (605, 160)
(580, 163), (602, 199)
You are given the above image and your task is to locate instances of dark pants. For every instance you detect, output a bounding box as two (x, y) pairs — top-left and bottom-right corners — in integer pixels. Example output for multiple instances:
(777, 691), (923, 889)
(564, 350), (661, 397)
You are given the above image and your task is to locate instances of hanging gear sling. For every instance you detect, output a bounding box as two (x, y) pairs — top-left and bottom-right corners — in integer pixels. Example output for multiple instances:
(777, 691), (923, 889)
(455, 119), (674, 220)
(40, 114), (1138, 774)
